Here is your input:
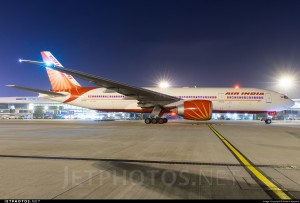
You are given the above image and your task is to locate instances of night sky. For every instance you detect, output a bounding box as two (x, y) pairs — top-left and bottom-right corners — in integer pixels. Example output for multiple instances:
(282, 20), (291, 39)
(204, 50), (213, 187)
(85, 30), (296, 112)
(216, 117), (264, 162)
(1, 0), (300, 98)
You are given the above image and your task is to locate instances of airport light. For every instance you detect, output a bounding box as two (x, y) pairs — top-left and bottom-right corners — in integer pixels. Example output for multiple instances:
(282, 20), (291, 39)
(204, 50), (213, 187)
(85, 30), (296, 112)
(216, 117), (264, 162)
(279, 76), (294, 88)
(44, 106), (48, 110)
(28, 104), (34, 110)
(234, 84), (240, 89)
(278, 75), (295, 95)
(158, 81), (170, 88)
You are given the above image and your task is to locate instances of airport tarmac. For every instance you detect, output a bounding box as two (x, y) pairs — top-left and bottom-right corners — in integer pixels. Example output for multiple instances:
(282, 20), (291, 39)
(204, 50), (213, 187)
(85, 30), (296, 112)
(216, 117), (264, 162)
(0, 119), (299, 199)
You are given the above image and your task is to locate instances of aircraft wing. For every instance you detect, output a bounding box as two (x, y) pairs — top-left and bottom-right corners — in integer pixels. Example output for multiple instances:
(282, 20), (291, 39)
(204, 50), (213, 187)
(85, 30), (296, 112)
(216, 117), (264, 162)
(6, 85), (66, 97)
(20, 60), (181, 107)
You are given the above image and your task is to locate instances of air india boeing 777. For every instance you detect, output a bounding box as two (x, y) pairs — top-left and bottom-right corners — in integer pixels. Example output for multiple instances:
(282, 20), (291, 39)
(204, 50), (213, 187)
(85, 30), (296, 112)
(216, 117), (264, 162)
(8, 51), (294, 124)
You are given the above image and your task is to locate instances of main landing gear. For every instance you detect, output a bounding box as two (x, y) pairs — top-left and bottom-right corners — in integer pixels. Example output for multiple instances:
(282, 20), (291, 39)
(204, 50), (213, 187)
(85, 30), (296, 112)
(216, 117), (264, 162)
(144, 105), (168, 124)
(145, 117), (168, 124)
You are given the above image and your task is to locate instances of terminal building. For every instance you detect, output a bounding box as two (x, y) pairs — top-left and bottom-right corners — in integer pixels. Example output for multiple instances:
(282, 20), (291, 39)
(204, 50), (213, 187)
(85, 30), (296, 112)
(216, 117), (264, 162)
(0, 97), (299, 120)
(0, 97), (134, 120)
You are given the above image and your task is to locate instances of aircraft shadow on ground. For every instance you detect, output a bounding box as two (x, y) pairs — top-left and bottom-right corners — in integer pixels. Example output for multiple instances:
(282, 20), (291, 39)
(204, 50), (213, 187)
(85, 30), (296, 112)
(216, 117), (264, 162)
(92, 161), (252, 199)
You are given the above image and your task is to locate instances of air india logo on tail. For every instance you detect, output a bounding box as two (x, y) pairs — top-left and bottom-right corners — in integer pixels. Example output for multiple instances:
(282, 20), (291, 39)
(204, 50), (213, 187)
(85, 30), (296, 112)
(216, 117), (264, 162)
(46, 68), (81, 91)
(41, 51), (81, 91)
(41, 51), (97, 103)
(46, 67), (97, 103)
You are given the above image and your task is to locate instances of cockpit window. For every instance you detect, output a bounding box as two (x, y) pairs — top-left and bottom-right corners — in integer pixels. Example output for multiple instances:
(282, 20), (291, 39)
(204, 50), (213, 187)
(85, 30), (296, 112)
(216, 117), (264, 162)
(284, 96), (289, 99)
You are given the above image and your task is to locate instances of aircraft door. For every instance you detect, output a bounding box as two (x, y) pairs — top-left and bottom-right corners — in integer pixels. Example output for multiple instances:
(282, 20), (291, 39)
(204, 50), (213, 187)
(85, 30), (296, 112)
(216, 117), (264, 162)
(218, 93), (225, 100)
(265, 93), (272, 103)
(218, 93), (225, 110)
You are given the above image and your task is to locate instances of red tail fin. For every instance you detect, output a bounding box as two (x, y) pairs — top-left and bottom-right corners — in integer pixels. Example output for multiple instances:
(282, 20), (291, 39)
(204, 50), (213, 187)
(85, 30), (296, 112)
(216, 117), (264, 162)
(41, 51), (81, 91)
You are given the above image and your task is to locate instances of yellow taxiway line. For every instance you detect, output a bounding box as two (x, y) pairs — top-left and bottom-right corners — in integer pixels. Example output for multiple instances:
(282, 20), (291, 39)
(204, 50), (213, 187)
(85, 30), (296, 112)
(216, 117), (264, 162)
(207, 124), (292, 200)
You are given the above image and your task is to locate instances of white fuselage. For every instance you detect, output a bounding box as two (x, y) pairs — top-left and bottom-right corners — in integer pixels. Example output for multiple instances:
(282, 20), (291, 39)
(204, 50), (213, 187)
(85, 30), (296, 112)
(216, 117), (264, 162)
(40, 87), (294, 113)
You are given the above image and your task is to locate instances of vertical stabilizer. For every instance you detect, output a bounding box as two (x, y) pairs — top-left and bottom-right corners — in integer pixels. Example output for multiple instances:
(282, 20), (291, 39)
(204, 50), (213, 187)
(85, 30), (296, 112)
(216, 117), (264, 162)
(41, 51), (81, 91)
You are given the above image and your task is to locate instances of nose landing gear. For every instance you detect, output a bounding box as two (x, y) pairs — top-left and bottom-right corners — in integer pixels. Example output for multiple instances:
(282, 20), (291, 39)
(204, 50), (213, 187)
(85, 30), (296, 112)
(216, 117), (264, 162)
(264, 118), (272, 124)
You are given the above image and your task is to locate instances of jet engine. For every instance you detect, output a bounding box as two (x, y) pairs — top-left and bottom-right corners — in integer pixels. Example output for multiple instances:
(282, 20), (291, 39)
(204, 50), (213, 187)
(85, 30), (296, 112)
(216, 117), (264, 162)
(176, 100), (213, 120)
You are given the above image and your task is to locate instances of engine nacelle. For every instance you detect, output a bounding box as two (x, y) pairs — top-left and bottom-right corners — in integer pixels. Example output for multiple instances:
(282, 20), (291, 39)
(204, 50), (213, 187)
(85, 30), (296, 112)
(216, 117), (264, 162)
(176, 100), (213, 120)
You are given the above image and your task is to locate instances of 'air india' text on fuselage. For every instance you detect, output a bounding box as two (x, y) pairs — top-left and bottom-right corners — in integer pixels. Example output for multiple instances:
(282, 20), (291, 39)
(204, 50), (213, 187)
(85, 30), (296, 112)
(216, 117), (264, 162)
(225, 92), (265, 96)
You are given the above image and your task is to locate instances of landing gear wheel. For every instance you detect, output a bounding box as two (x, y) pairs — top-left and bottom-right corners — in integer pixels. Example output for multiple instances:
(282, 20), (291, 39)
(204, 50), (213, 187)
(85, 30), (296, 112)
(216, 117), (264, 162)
(145, 118), (152, 124)
(158, 118), (164, 124)
(151, 118), (158, 124)
(265, 119), (272, 124)
(163, 118), (168, 123)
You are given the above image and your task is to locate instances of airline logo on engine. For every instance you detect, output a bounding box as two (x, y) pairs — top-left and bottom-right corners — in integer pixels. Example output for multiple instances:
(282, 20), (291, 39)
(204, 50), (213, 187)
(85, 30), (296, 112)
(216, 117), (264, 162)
(225, 92), (264, 95)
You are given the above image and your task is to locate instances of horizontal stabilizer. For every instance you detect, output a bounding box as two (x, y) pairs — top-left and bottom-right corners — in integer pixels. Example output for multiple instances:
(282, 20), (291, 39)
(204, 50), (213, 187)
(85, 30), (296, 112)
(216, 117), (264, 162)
(6, 85), (66, 96)
(19, 59), (48, 66)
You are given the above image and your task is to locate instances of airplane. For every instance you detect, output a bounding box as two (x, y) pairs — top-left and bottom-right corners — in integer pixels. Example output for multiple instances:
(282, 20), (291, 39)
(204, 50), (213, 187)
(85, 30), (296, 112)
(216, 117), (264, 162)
(8, 51), (294, 124)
